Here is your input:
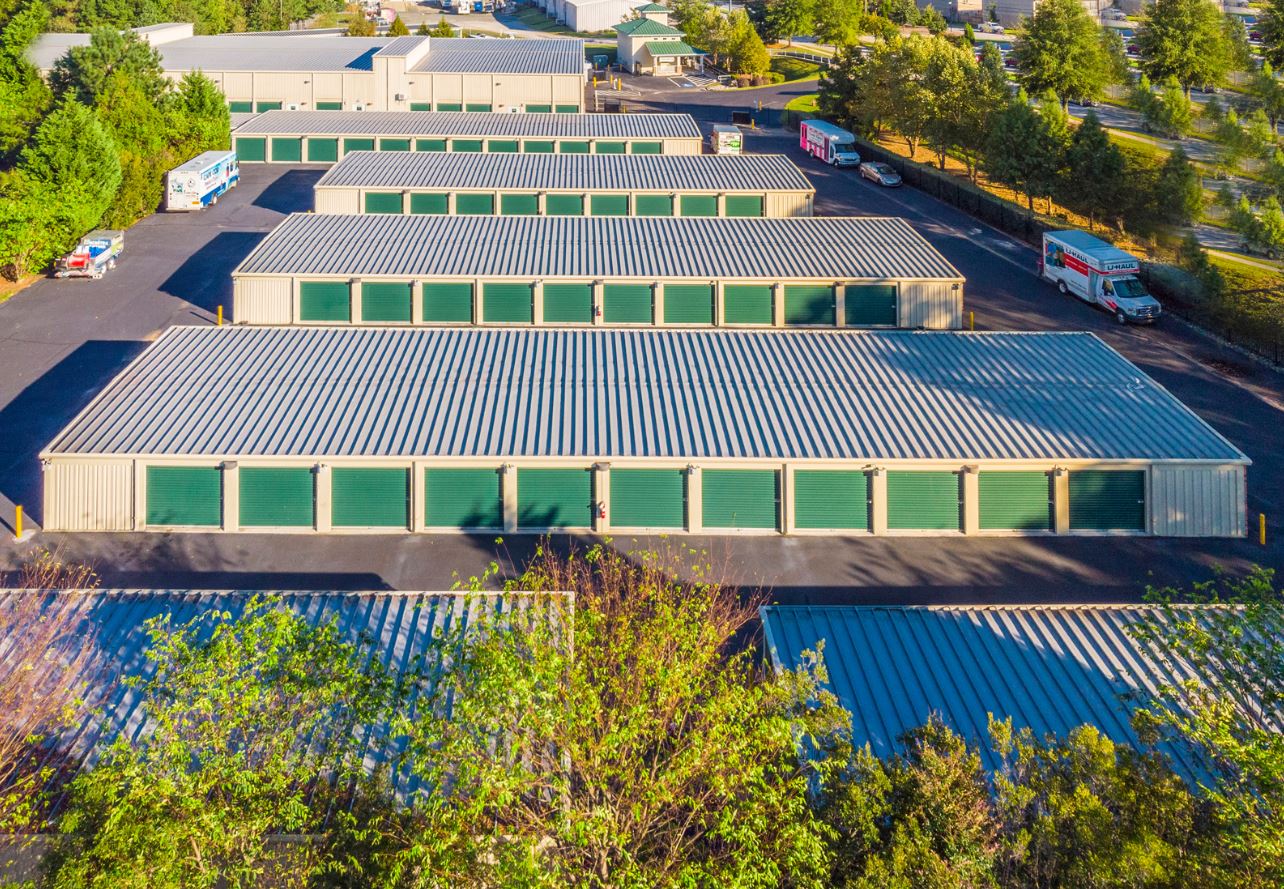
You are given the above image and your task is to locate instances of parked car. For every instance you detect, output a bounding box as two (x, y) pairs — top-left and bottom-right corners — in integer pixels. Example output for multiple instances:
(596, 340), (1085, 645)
(1103, 8), (1127, 20)
(859, 161), (902, 187)
(978, 21), (1004, 33)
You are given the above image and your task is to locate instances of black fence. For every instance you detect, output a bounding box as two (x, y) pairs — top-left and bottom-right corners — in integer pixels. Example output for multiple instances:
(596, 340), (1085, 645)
(1143, 264), (1284, 366)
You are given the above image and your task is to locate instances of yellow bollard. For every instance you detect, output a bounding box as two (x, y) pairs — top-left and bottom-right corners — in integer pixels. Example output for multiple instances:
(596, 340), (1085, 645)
(969, 310), (975, 331)
(217, 305), (223, 326)
(1262, 512), (1268, 546)
(14, 505), (21, 540)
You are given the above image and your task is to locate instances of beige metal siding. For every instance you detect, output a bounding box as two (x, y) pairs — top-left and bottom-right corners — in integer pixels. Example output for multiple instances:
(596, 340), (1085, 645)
(765, 192), (813, 217)
(551, 75), (583, 106)
(505, 76), (555, 109)
(233, 277), (293, 324)
(898, 280), (961, 330)
(665, 138), (702, 156)
(434, 74), (463, 105)
(314, 71), (344, 105)
(44, 460), (134, 531)
(1151, 464), (1246, 537)
(223, 71), (253, 100)
(314, 188), (361, 214)
(462, 74), (492, 104)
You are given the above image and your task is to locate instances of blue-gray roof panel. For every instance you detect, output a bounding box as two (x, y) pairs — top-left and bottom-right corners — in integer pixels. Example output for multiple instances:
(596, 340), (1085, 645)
(233, 110), (701, 139)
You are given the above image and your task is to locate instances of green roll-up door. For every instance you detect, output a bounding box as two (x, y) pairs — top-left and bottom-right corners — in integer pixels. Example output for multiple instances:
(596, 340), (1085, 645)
(380, 138), (411, 151)
(590, 194), (629, 216)
(980, 471), (1052, 531)
(703, 470), (778, 530)
(663, 284), (714, 325)
(361, 281), (412, 322)
(425, 468), (502, 528)
(543, 283), (592, 323)
(1069, 470), (1146, 531)
(436, 102), (462, 112)
(845, 284), (898, 327)
(518, 468), (593, 529)
(409, 102), (430, 111)
(724, 195), (764, 217)
(299, 281), (350, 322)
(631, 141), (662, 154)
(316, 101), (344, 110)
(235, 137), (265, 162)
(270, 137), (302, 162)
(146, 466), (221, 527)
(501, 193), (539, 216)
(255, 101), (282, 112)
(525, 140), (556, 153)
(886, 471), (960, 531)
(611, 469), (685, 528)
(455, 193), (494, 215)
(409, 192), (449, 214)
(332, 468), (408, 528)
(343, 137), (375, 154)
(595, 141), (627, 154)
(307, 138), (339, 162)
(423, 282), (473, 322)
(229, 100), (253, 113)
(559, 140), (590, 154)
(488, 139), (520, 153)
(784, 284), (835, 326)
(416, 138), (447, 152)
(555, 103), (580, 113)
(465, 102), (492, 112)
(634, 194), (673, 216)
(240, 467), (314, 528)
(525, 103), (552, 113)
(483, 282), (533, 323)
(794, 470), (868, 530)
(603, 284), (652, 323)
(680, 194), (718, 217)
(452, 139), (483, 153)
(545, 193), (584, 215)
(364, 192), (403, 214)
(723, 284), (773, 324)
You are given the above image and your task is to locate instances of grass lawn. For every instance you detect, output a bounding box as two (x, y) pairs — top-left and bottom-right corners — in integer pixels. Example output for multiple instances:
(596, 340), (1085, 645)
(770, 57), (823, 81)
(506, 6), (572, 33)
(785, 93), (819, 114)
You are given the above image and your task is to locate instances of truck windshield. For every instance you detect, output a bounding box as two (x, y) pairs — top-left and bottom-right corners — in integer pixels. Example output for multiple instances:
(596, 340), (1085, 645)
(836, 146), (858, 155)
(1113, 277), (1149, 298)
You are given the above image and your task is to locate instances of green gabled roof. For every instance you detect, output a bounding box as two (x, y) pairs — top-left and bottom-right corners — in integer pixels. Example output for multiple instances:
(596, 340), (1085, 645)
(635, 3), (670, 11)
(643, 40), (704, 56)
(614, 17), (684, 35)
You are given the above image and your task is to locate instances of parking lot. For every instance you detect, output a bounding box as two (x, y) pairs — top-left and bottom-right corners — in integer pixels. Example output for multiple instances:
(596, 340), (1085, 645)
(0, 135), (1280, 600)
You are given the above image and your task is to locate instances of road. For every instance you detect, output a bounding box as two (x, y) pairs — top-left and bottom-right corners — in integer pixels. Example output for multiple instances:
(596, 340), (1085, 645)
(0, 89), (1280, 600)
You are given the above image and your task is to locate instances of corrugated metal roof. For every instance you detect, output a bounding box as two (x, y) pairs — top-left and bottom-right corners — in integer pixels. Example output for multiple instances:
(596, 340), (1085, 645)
(374, 35), (428, 57)
(759, 604), (1252, 780)
(315, 151), (812, 193)
(643, 40), (705, 55)
(234, 214), (960, 281)
(6, 589), (567, 809)
(159, 35), (385, 71)
(43, 328), (1247, 463)
(615, 17), (683, 34)
(233, 110), (702, 139)
(411, 38), (586, 74)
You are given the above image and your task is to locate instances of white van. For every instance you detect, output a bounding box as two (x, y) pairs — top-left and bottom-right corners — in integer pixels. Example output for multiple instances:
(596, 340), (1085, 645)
(1041, 230), (1162, 324)
(799, 119), (860, 167)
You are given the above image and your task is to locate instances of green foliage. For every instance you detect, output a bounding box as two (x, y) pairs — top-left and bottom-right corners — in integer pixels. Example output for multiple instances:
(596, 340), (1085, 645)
(1137, 0), (1239, 92)
(919, 4), (946, 36)
(1250, 62), (1284, 129)
(817, 43), (869, 132)
(1263, 0), (1284, 70)
(50, 27), (168, 106)
(387, 14), (409, 35)
(877, 0), (917, 25)
(812, 0), (863, 46)
(389, 545), (846, 887)
(963, 22), (975, 44)
(762, 0), (814, 45)
(1059, 112), (1126, 229)
(1011, 0), (1118, 104)
(1243, 107), (1277, 159)
(44, 597), (408, 889)
(984, 91), (1063, 211)
(1155, 146), (1203, 225)
(724, 9), (771, 75)
(430, 17), (455, 36)
(57, 0), (342, 32)
(415, 20), (429, 35)
(1143, 76), (1195, 138)
(0, 0), (52, 160)
(347, 12), (376, 35)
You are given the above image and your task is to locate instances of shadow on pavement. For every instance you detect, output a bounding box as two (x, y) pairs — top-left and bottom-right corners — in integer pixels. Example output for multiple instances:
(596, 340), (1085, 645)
(159, 230), (266, 313)
(252, 168), (326, 214)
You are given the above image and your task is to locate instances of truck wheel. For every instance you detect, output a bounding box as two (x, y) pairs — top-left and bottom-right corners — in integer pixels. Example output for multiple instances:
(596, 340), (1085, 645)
(1116, 310), (1127, 325)
(1057, 281), (1067, 295)
(107, 260), (116, 270)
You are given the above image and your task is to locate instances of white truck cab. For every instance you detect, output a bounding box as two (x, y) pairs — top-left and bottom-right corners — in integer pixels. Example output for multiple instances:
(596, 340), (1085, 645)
(799, 119), (860, 167)
(1041, 230), (1162, 324)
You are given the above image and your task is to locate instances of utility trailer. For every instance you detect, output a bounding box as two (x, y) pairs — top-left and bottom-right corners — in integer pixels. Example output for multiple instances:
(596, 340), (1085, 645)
(52, 230), (124, 279)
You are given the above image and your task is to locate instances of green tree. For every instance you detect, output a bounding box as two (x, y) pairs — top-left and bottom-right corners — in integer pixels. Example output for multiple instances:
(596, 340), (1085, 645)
(725, 9), (771, 75)
(1244, 107), (1277, 159)
(919, 4), (946, 35)
(1133, 568), (1284, 885)
(963, 21), (975, 44)
(0, 0), (52, 160)
(1142, 76), (1195, 138)
(1059, 111), (1126, 229)
(1137, 0), (1238, 94)
(391, 546), (845, 887)
(985, 91), (1063, 212)
(812, 0), (863, 46)
(49, 26), (167, 106)
(920, 36), (981, 170)
(430, 17), (455, 36)
(346, 11), (376, 35)
(387, 13), (409, 35)
(44, 597), (408, 889)
(169, 71), (231, 154)
(415, 20), (429, 34)
(1250, 61), (1284, 130)
(1011, 0), (1116, 105)
(817, 43), (871, 133)
(878, 0), (916, 25)
(1155, 146), (1203, 225)
(1262, 0), (1284, 70)
(764, 0), (814, 45)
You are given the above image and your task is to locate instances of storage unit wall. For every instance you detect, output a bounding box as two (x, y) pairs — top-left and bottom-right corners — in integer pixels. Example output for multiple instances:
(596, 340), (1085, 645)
(232, 111), (704, 165)
(232, 214), (966, 330)
(42, 328), (1249, 538)
(312, 151), (814, 218)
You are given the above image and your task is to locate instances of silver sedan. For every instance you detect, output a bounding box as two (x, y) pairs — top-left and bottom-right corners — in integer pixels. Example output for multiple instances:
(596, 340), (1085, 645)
(859, 161), (902, 187)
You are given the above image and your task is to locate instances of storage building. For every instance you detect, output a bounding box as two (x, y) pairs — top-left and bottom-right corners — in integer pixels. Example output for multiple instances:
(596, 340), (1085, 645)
(31, 26), (588, 113)
(761, 604), (1245, 780)
(41, 327), (1248, 537)
(232, 111), (703, 164)
(312, 151), (814, 217)
(231, 214), (963, 329)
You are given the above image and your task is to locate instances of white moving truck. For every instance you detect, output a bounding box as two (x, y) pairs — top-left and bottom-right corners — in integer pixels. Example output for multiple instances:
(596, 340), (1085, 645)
(799, 119), (860, 167)
(165, 150), (239, 212)
(708, 124), (743, 155)
(1040, 230), (1162, 324)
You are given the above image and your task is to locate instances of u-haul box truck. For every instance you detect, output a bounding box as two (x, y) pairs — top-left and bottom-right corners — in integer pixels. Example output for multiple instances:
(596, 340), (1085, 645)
(1040, 230), (1162, 324)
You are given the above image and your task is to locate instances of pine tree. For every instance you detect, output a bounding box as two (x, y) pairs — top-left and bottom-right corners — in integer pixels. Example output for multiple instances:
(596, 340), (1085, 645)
(984, 92), (1062, 212)
(388, 14), (409, 35)
(1059, 112), (1125, 229)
